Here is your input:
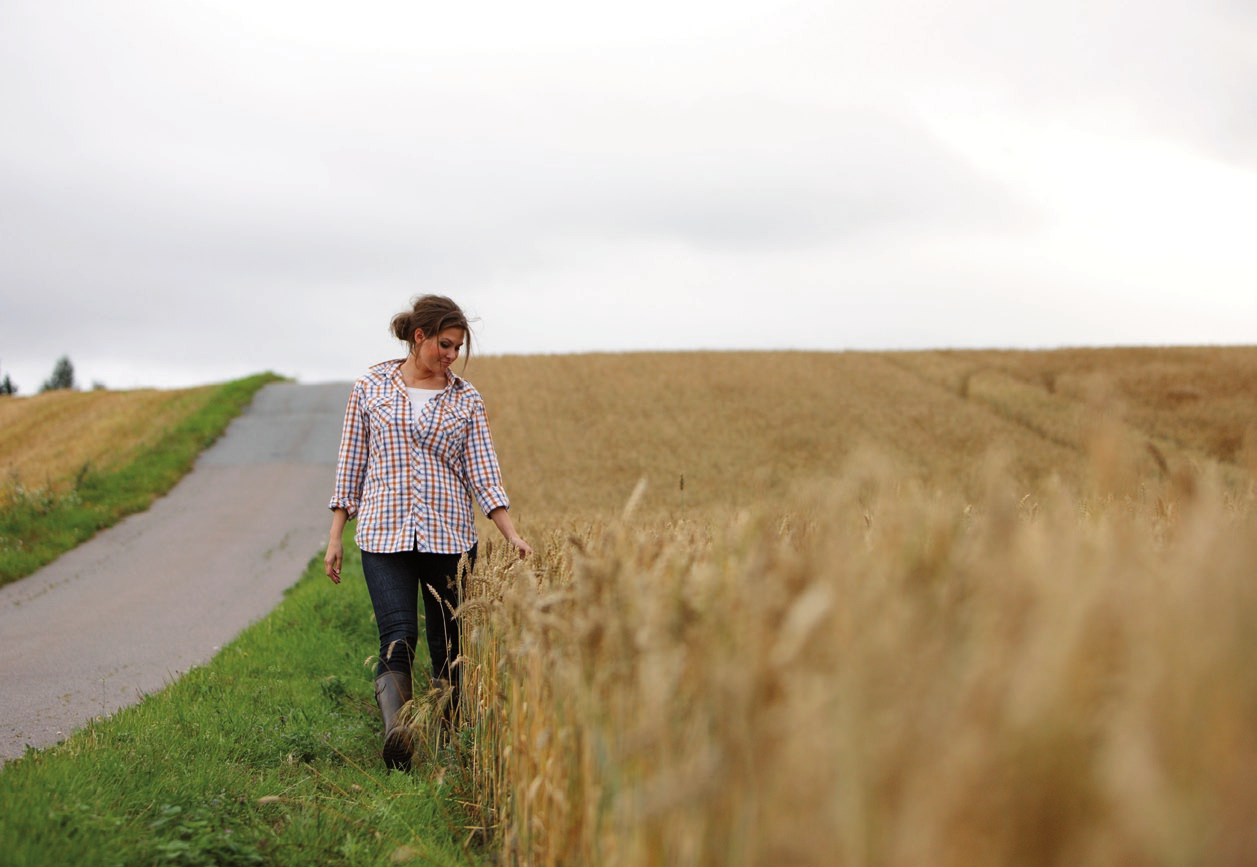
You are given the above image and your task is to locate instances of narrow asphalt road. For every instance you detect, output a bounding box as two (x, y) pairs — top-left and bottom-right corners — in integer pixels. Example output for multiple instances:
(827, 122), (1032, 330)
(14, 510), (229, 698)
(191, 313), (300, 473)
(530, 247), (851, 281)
(0, 381), (351, 764)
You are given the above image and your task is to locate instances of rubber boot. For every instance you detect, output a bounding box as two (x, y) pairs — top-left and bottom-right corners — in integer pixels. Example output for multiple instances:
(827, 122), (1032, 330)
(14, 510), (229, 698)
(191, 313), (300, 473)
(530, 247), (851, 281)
(374, 670), (414, 770)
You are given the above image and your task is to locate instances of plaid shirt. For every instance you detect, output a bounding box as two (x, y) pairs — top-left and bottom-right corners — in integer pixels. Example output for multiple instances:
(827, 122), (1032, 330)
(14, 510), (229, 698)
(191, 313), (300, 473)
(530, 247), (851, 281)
(329, 360), (510, 554)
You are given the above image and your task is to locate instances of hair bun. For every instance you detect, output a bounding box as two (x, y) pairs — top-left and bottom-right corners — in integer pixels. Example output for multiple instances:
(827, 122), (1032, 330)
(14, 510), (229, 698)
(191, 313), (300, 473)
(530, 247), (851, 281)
(390, 295), (475, 360)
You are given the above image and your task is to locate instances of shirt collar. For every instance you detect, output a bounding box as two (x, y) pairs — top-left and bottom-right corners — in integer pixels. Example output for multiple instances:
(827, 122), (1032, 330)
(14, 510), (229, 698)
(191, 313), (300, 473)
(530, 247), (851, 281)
(380, 359), (466, 393)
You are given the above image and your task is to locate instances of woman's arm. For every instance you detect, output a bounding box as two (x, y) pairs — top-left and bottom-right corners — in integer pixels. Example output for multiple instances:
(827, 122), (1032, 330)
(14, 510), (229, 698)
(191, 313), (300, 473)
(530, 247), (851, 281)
(325, 507), (349, 583)
(489, 507), (532, 558)
(330, 383), (369, 515)
(326, 382), (367, 584)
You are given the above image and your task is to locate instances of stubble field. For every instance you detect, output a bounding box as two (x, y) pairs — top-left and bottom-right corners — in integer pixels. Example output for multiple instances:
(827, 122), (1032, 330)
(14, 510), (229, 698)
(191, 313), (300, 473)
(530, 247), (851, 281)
(0, 385), (216, 499)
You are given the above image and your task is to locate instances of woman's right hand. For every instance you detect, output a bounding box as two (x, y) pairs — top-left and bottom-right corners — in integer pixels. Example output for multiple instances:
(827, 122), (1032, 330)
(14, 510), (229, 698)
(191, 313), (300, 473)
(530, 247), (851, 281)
(325, 537), (343, 584)
(326, 508), (349, 584)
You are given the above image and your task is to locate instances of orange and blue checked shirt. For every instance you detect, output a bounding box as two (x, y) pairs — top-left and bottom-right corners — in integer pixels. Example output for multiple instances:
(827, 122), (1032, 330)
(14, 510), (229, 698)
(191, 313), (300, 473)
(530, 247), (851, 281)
(329, 360), (510, 554)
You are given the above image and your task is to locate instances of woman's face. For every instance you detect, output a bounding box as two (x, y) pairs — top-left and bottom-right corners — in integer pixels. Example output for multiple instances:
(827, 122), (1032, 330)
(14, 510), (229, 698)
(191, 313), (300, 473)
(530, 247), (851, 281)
(415, 326), (464, 377)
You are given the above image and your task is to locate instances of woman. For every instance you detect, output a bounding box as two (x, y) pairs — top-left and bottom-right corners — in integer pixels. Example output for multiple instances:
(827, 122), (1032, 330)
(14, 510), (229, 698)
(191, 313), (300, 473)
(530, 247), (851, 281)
(325, 294), (530, 770)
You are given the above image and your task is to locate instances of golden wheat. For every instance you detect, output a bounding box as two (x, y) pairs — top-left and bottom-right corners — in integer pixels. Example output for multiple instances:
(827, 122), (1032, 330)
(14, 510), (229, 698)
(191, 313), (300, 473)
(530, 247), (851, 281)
(455, 464), (1257, 865)
(443, 348), (1257, 865)
(468, 348), (1257, 527)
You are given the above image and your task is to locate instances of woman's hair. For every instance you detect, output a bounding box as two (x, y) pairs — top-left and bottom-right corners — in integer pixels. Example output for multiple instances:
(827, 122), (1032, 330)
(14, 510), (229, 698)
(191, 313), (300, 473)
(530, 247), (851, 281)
(390, 295), (474, 359)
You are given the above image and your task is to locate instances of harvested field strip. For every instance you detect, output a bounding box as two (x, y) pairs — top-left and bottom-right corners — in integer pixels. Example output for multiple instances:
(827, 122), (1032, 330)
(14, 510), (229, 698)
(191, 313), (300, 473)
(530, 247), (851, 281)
(0, 387), (215, 501)
(0, 374), (281, 584)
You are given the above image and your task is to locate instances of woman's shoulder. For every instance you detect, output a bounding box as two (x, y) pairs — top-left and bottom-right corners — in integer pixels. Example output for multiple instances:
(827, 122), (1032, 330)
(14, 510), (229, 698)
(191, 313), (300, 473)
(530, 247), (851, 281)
(446, 372), (483, 401)
(356, 360), (405, 388)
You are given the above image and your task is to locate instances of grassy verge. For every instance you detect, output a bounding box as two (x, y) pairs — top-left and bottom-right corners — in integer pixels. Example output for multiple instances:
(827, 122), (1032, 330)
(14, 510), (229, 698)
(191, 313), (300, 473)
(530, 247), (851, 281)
(0, 536), (483, 867)
(0, 373), (283, 587)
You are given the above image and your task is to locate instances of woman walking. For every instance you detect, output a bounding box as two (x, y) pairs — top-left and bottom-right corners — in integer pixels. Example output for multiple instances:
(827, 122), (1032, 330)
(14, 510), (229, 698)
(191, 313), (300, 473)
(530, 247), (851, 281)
(325, 295), (530, 770)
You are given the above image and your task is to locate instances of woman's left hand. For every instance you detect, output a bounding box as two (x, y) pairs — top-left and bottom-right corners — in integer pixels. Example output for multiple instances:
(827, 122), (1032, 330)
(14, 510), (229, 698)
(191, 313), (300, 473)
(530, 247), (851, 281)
(489, 507), (532, 559)
(507, 533), (533, 559)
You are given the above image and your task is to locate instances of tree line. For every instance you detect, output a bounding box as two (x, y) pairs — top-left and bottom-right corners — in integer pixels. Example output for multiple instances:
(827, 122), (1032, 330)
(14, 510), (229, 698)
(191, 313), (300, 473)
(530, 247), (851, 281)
(0, 355), (80, 396)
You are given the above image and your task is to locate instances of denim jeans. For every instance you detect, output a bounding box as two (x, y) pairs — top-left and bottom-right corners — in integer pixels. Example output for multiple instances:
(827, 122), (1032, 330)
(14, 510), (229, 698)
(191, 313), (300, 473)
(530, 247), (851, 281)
(360, 545), (478, 688)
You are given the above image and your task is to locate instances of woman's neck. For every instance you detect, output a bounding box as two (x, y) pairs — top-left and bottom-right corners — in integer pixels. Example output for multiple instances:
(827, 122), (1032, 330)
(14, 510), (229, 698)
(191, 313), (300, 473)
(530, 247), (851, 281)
(400, 356), (445, 389)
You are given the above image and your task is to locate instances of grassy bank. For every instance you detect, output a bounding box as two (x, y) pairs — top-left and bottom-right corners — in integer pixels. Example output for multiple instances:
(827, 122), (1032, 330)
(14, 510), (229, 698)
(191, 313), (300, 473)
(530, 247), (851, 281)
(0, 536), (482, 867)
(0, 373), (282, 586)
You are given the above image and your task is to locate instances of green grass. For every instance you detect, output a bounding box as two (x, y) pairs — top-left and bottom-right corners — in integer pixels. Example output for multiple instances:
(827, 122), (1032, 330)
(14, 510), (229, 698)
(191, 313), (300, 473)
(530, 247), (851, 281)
(0, 537), (484, 867)
(0, 373), (283, 587)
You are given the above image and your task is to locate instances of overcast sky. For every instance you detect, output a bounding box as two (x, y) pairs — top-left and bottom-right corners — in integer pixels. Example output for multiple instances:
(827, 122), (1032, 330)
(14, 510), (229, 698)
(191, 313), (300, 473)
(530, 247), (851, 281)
(2, 0), (1254, 391)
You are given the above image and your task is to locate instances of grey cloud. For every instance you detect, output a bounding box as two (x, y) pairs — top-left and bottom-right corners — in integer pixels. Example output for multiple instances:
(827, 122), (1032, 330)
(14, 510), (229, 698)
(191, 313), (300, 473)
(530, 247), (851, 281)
(576, 112), (1039, 250)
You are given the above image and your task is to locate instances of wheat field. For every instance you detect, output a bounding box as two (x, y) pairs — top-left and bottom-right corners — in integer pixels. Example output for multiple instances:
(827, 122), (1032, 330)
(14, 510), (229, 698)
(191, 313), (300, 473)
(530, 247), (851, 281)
(434, 347), (1257, 866)
(469, 348), (1257, 520)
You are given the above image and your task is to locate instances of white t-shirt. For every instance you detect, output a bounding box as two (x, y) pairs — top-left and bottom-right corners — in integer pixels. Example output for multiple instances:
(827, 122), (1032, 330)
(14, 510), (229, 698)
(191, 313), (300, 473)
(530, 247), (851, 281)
(406, 387), (442, 418)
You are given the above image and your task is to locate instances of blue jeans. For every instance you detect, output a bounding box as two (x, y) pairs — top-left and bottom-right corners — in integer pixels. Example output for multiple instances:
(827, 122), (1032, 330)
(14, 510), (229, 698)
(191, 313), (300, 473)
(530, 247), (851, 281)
(360, 546), (477, 687)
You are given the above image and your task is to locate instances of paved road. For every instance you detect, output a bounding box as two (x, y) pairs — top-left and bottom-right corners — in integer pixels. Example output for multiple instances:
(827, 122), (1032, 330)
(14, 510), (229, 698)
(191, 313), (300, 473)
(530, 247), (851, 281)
(0, 381), (351, 763)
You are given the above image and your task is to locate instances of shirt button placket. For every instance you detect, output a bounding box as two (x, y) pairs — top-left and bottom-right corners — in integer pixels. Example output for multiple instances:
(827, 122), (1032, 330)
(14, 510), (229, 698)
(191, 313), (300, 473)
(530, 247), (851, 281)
(413, 470), (424, 549)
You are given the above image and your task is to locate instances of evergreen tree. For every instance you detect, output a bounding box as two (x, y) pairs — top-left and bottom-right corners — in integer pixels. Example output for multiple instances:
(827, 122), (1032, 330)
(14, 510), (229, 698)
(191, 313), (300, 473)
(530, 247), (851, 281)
(41, 356), (76, 392)
(0, 373), (15, 396)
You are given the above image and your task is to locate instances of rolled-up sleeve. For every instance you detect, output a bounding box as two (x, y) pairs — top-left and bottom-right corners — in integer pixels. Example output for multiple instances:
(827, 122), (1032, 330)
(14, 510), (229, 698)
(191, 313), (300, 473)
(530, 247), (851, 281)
(463, 397), (510, 517)
(329, 381), (368, 519)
